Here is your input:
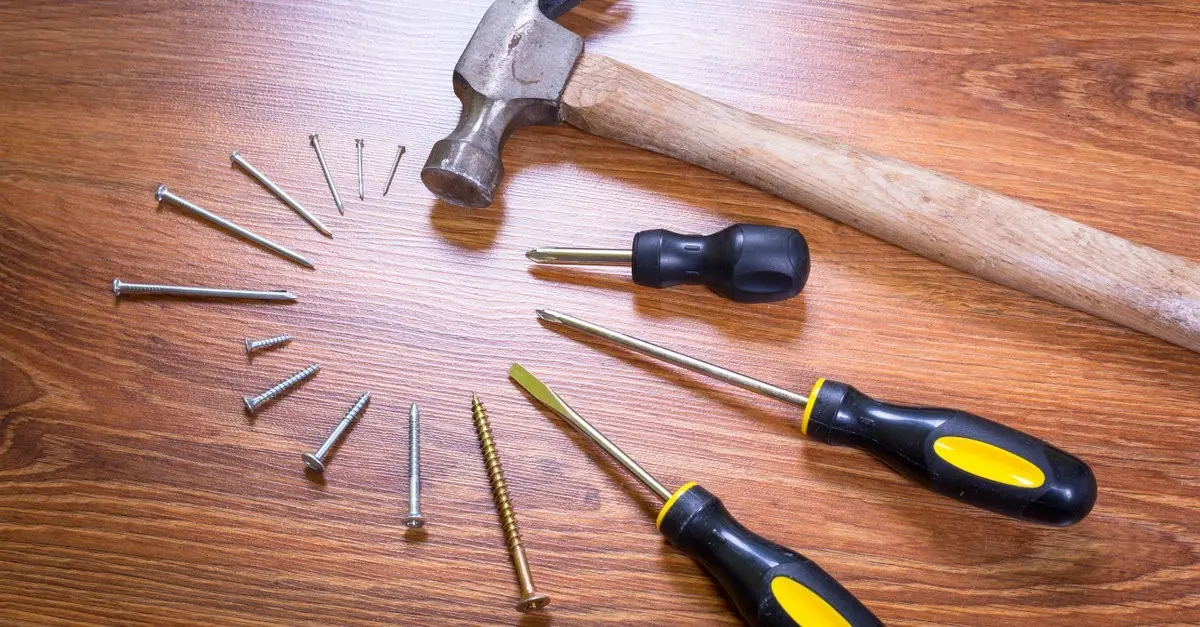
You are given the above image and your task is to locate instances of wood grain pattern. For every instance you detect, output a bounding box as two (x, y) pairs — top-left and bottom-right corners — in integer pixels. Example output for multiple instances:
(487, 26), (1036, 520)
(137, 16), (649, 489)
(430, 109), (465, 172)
(0, 1), (1198, 625)
(561, 53), (1200, 352)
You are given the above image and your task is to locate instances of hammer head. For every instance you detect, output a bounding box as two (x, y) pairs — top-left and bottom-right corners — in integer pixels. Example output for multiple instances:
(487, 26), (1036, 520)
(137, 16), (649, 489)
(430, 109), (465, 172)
(422, 0), (584, 207)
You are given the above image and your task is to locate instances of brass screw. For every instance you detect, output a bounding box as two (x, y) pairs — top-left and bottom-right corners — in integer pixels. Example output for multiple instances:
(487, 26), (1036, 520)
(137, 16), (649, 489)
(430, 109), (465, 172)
(470, 394), (550, 613)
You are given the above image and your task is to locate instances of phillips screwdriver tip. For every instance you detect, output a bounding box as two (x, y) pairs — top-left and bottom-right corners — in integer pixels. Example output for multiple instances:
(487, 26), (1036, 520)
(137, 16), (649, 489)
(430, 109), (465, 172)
(526, 249), (550, 262)
(535, 309), (564, 323)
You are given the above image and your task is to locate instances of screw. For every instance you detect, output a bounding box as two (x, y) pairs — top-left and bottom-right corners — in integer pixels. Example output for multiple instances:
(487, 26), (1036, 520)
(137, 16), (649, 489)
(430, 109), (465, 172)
(309, 134), (344, 215)
(301, 392), (370, 473)
(470, 394), (550, 613)
(244, 334), (292, 354)
(155, 185), (314, 268)
(113, 279), (296, 301)
(355, 139), (365, 201)
(383, 145), (406, 196)
(405, 402), (425, 528)
(243, 363), (320, 414)
(230, 150), (333, 237)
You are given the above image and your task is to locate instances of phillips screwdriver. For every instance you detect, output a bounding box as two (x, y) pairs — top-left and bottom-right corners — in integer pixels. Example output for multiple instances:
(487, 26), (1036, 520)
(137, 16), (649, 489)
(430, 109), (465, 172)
(526, 224), (810, 303)
(509, 363), (882, 627)
(534, 309), (1097, 526)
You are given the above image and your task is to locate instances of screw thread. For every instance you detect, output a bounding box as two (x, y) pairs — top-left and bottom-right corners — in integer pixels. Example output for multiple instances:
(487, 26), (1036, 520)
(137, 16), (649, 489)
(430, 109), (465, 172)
(253, 363), (319, 405)
(120, 283), (168, 294)
(471, 395), (523, 552)
(246, 334), (291, 353)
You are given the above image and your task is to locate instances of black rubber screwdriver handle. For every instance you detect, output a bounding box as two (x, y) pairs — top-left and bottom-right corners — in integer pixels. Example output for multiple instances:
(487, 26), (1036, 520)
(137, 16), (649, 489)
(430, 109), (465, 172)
(803, 380), (1097, 526)
(658, 484), (882, 627)
(631, 224), (810, 303)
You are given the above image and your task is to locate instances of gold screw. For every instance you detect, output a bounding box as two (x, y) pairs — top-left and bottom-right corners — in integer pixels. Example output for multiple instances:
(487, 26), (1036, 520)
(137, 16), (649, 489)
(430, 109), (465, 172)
(471, 394), (550, 613)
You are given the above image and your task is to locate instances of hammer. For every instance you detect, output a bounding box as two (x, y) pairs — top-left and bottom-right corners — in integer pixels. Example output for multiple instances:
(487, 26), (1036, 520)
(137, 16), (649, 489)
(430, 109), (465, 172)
(422, 0), (1200, 354)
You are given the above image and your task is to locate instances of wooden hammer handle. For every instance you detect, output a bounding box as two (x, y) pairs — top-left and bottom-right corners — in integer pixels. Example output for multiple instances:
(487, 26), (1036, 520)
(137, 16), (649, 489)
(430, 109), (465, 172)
(561, 53), (1200, 353)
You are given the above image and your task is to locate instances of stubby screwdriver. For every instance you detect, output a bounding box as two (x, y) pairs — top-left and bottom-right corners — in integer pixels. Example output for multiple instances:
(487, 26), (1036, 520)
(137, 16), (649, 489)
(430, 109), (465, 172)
(526, 224), (810, 303)
(535, 309), (1097, 526)
(509, 363), (882, 627)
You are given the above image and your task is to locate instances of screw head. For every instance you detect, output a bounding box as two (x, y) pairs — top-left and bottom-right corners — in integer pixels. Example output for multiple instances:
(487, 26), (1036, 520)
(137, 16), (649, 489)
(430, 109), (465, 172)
(230, 150), (241, 160)
(243, 339), (254, 353)
(155, 184), (168, 201)
(404, 514), (425, 528)
(243, 396), (259, 414)
(301, 452), (325, 473)
(112, 278), (122, 296)
(516, 592), (550, 613)
(309, 133), (319, 144)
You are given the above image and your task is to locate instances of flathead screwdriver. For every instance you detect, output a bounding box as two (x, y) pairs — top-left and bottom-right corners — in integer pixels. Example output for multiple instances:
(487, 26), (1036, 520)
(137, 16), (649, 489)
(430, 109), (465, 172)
(535, 309), (1097, 526)
(527, 224), (810, 303)
(509, 363), (881, 627)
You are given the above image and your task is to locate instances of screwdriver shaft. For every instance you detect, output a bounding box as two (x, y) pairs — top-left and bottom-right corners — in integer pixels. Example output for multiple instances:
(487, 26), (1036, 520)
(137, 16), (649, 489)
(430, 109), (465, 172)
(525, 248), (632, 265)
(535, 309), (809, 408)
(509, 363), (672, 501)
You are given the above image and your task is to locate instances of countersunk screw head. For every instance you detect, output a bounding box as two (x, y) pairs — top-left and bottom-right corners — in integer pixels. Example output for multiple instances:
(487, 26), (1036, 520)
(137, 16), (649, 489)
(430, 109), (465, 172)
(243, 396), (258, 413)
(517, 592), (551, 613)
(243, 338), (254, 353)
(309, 133), (319, 144)
(301, 452), (325, 473)
(112, 278), (122, 296)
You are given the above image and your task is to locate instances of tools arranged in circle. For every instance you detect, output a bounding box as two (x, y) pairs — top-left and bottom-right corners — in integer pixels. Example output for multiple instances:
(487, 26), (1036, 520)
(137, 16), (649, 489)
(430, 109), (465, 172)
(101, 10), (1118, 617)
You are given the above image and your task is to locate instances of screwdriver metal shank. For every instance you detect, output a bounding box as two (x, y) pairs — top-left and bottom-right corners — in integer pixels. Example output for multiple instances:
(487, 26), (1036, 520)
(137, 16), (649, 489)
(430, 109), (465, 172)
(509, 363), (671, 501)
(536, 309), (808, 408)
(526, 248), (632, 265)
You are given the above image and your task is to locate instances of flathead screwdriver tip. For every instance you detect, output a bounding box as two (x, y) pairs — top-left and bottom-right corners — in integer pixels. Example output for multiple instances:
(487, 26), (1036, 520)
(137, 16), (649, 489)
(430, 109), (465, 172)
(535, 309), (564, 323)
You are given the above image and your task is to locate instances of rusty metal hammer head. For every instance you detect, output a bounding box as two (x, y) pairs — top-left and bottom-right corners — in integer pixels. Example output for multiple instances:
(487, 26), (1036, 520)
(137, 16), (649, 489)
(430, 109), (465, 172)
(421, 0), (585, 208)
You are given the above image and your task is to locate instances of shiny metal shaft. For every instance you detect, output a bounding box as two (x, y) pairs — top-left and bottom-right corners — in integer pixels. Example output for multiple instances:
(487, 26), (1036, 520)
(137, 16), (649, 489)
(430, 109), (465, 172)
(355, 139), (365, 200)
(525, 248), (632, 265)
(230, 151), (332, 237)
(535, 309), (809, 408)
(113, 279), (296, 301)
(302, 392), (370, 472)
(244, 334), (291, 354)
(404, 402), (425, 527)
(243, 363), (320, 414)
(508, 363), (672, 501)
(309, 134), (344, 215)
(155, 185), (314, 268)
(383, 145), (405, 196)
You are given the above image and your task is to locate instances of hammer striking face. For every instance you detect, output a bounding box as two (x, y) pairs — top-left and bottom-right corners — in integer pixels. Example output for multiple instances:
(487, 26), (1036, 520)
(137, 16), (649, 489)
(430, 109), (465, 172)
(421, 0), (584, 208)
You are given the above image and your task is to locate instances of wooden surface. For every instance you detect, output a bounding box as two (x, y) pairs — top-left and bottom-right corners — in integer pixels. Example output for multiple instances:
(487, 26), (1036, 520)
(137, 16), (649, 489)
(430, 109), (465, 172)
(0, 1), (1197, 625)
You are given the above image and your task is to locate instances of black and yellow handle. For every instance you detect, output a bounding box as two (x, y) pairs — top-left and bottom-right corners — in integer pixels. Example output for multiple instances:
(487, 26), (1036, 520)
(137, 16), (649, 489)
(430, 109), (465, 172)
(801, 379), (1097, 526)
(657, 483), (881, 627)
